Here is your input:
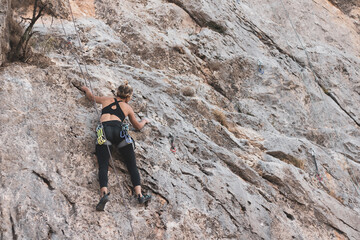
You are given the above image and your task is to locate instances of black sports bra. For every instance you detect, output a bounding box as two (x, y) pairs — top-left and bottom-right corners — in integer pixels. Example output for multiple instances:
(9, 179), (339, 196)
(101, 98), (125, 121)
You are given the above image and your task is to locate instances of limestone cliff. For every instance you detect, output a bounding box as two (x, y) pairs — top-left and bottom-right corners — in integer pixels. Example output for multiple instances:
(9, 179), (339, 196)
(0, 0), (10, 65)
(1, 0), (359, 239)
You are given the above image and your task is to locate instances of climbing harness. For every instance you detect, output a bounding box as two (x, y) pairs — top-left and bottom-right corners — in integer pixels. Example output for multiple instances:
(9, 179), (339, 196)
(257, 60), (264, 74)
(96, 124), (107, 145)
(169, 134), (176, 153)
(310, 149), (323, 182)
(118, 123), (136, 149)
(96, 122), (135, 149)
(120, 123), (133, 144)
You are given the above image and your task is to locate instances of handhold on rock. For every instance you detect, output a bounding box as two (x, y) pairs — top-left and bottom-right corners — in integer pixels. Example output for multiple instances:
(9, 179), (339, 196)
(72, 80), (84, 92)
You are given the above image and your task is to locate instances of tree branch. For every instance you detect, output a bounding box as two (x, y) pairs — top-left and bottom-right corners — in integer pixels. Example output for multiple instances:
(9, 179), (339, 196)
(11, 0), (48, 61)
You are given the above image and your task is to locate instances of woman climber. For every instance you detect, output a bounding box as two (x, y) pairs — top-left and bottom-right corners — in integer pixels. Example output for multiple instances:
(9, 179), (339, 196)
(80, 81), (151, 211)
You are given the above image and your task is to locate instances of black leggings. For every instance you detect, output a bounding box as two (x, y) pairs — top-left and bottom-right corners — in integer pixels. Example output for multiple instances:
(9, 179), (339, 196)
(96, 121), (140, 188)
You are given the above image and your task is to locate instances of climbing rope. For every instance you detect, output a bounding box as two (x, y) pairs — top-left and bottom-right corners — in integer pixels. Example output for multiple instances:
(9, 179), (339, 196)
(60, 19), (96, 114)
(62, 1), (138, 239)
(278, 0), (360, 194)
(277, 0), (328, 183)
(278, 0), (316, 78)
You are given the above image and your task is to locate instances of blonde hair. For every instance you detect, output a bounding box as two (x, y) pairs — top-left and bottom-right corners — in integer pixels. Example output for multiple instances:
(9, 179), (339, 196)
(117, 80), (133, 99)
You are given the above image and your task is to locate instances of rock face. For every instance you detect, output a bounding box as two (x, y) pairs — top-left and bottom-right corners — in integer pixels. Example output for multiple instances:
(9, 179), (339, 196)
(329, 0), (360, 14)
(1, 0), (360, 239)
(0, 0), (10, 65)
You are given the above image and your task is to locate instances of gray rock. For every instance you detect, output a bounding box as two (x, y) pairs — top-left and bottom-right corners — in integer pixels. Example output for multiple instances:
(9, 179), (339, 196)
(0, 0), (10, 66)
(0, 0), (359, 239)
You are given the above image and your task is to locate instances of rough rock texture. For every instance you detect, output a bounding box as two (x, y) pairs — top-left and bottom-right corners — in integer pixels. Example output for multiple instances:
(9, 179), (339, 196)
(1, 0), (360, 239)
(329, 0), (360, 14)
(0, 0), (10, 65)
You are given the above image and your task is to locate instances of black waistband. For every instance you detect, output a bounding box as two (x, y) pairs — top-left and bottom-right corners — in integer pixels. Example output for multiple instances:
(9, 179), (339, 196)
(101, 120), (122, 127)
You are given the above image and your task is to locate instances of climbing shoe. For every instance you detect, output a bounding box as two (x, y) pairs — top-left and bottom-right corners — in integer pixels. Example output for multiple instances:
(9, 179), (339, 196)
(96, 192), (110, 211)
(138, 194), (152, 204)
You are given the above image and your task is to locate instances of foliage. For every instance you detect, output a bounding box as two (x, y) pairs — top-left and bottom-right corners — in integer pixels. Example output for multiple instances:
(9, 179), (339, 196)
(9, 0), (47, 62)
(212, 109), (229, 128)
(8, 0), (68, 62)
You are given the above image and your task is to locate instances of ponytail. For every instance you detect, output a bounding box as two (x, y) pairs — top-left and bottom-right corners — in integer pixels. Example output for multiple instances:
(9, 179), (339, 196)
(117, 80), (133, 99)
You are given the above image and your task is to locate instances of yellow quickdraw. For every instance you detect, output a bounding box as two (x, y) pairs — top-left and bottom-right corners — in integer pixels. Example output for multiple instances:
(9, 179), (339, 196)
(96, 125), (106, 145)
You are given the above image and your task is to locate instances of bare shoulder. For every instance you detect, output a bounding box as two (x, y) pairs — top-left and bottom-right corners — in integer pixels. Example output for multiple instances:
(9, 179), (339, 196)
(119, 102), (133, 116)
(99, 96), (116, 106)
(102, 96), (116, 102)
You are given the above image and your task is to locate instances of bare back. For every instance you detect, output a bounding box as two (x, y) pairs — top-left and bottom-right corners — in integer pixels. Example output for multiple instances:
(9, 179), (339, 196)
(99, 97), (131, 123)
